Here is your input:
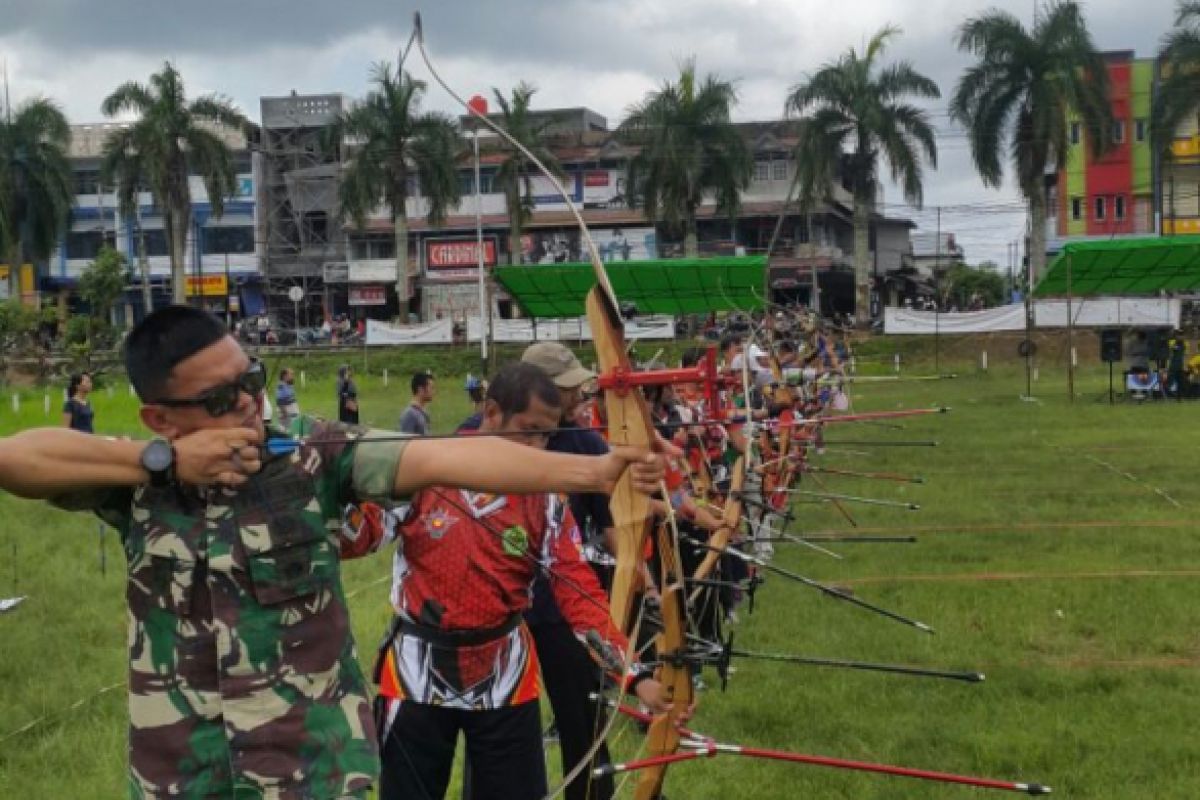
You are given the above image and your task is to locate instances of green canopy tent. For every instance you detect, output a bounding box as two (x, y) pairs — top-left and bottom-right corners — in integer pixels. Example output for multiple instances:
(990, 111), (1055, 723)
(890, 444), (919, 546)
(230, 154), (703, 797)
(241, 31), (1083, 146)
(1035, 237), (1200, 298)
(1033, 236), (1200, 402)
(493, 256), (766, 318)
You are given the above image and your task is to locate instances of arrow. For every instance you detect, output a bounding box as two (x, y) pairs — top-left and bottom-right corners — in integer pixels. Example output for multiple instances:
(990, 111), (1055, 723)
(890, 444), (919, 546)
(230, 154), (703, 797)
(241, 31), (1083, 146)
(741, 490), (920, 511)
(682, 536), (934, 634)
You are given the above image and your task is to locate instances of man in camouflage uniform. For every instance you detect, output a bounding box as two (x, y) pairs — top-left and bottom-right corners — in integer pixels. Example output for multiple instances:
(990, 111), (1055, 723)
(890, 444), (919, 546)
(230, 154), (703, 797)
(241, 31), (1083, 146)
(0, 306), (669, 799)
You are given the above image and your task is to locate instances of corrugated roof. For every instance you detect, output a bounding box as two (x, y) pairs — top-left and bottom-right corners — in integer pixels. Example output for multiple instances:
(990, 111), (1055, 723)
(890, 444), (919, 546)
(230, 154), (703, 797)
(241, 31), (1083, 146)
(1034, 237), (1200, 297)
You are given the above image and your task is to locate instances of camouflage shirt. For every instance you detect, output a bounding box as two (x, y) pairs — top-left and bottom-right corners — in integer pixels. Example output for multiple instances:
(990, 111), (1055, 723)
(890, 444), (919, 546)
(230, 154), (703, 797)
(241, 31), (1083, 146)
(54, 419), (407, 799)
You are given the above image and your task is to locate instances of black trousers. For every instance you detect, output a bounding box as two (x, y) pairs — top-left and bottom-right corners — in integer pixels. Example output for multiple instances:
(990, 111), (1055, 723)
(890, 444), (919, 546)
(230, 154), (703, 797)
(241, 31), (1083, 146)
(380, 699), (547, 800)
(529, 620), (615, 800)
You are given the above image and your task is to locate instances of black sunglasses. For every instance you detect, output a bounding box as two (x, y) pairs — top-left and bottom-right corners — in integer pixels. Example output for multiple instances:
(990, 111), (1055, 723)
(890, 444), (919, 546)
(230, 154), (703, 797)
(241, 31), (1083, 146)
(154, 361), (268, 418)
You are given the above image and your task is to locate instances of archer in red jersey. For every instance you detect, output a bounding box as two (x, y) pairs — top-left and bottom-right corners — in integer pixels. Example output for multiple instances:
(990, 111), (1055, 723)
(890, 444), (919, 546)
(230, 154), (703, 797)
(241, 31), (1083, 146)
(364, 364), (671, 800)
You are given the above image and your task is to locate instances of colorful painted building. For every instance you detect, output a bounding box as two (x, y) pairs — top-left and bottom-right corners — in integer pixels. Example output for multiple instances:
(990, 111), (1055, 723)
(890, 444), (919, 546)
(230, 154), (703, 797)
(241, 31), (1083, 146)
(1052, 52), (1156, 243)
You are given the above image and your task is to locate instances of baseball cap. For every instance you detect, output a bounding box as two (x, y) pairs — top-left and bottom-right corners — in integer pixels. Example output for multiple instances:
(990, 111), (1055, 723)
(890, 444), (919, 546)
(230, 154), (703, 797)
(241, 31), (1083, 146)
(521, 342), (596, 388)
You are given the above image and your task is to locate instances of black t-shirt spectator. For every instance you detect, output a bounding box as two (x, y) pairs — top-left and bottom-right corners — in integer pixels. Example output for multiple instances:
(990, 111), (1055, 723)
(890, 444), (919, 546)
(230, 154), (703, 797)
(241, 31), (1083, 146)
(337, 379), (359, 424)
(64, 398), (94, 433)
(528, 428), (613, 626)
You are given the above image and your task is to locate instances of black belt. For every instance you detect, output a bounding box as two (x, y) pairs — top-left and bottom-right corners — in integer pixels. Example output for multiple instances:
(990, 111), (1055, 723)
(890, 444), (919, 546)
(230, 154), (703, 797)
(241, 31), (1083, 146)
(397, 612), (523, 648)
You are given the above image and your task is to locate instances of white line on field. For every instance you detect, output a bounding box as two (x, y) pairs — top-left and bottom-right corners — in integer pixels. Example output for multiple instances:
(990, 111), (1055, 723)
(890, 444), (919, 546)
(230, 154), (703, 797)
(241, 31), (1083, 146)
(1082, 454), (1182, 508)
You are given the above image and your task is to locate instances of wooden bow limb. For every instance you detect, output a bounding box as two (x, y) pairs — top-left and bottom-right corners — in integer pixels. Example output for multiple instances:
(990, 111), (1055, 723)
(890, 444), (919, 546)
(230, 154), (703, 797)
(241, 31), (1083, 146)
(687, 456), (746, 605)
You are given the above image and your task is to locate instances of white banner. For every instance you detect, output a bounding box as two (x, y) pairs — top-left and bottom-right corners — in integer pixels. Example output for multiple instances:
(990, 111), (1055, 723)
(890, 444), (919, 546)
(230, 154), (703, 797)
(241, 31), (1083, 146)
(1032, 298), (1180, 328)
(884, 304), (1026, 334)
(367, 316), (676, 346)
(884, 298), (1181, 334)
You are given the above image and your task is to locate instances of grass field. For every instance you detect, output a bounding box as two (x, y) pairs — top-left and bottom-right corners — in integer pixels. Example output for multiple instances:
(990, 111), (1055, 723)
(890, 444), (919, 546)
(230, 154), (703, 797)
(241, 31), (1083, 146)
(1, 346), (1198, 799)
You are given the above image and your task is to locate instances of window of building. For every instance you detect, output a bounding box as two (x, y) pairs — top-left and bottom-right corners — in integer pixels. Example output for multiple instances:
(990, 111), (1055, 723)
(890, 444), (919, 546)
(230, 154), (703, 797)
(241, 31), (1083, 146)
(753, 160), (770, 182)
(1070, 121), (1081, 145)
(1135, 119), (1147, 142)
(304, 211), (329, 242)
(1094, 196), (1105, 221)
(202, 226), (255, 255)
(1047, 186), (1058, 218)
(74, 170), (101, 195)
(1112, 121), (1125, 144)
(772, 160), (788, 181)
(1115, 195), (1126, 221)
(65, 230), (105, 260)
(459, 171), (496, 195)
(349, 236), (396, 260)
(1070, 197), (1082, 221)
(140, 229), (170, 257)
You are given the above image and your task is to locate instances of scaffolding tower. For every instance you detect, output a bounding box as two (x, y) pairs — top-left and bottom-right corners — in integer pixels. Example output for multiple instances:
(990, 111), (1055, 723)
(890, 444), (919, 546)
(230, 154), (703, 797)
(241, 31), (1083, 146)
(258, 92), (346, 328)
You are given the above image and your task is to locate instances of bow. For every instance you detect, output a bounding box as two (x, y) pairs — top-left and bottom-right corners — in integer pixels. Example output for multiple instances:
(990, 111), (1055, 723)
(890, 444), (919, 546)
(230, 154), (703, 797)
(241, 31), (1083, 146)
(413, 16), (690, 798)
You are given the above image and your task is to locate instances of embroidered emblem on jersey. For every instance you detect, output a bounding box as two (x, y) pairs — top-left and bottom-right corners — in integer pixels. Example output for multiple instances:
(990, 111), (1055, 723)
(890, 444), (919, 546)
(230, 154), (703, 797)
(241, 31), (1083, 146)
(501, 525), (529, 557)
(425, 508), (458, 540)
(461, 491), (507, 518)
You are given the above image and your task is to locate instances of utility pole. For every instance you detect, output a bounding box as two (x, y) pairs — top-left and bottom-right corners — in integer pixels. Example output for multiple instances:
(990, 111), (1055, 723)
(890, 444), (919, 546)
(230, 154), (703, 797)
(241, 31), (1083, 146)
(934, 206), (941, 373)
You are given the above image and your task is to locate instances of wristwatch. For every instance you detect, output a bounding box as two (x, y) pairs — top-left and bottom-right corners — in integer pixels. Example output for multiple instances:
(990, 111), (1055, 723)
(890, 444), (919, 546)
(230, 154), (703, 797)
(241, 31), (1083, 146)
(140, 438), (176, 487)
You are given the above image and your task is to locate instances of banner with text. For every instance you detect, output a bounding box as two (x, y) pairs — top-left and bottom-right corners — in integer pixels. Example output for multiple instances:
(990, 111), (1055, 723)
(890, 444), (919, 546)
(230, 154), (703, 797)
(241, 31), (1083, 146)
(425, 237), (498, 282)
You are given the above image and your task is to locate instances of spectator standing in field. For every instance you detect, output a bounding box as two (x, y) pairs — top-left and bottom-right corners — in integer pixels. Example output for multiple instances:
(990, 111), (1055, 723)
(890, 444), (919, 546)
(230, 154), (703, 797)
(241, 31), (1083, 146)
(63, 372), (95, 433)
(337, 365), (360, 424)
(398, 371), (435, 435)
(456, 375), (488, 433)
(276, 367), (300, 428)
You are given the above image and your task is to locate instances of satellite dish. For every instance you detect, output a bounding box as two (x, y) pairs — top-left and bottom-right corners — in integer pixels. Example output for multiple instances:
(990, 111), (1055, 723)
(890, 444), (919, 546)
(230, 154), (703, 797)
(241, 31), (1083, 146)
(287, 286), (304, 303)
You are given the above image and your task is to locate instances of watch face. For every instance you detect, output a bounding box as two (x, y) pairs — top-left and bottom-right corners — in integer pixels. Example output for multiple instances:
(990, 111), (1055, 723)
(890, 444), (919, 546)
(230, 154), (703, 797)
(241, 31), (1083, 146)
(142, 440), (174, 472)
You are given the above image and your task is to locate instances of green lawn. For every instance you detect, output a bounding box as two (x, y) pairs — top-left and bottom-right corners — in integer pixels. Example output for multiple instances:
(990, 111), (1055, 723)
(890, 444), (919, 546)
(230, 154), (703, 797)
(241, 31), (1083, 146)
(1, 348), (1198, 798)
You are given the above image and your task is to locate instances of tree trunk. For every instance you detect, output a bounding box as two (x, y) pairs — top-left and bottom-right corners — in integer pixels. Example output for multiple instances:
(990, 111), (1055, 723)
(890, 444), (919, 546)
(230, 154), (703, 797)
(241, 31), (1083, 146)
(167, 207), (190, 306)
(394, 213), (410, 307)
(684, 210), (699, 259)
(1027, 188), (1047, 288)
(852, 200), (871, 329)
(508, 186), (522, 266)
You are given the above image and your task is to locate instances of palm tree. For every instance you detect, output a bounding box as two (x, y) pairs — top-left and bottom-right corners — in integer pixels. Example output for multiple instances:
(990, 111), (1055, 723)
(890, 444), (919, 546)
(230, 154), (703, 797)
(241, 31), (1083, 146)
(489, 83), (564, 265)
(100, 62), (247, 305)
(1152, 2), (1200, 158)
(0, 97), (73, 302)
(333, 62), (462, 303)
(951, 1), (1112, 283)
(786, 26), (939, 326)
(618, 60), (751, 258)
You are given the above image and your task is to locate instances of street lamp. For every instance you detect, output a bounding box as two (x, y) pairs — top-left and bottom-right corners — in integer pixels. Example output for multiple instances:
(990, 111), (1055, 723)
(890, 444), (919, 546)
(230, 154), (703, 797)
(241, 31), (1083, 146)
(469, 93), (489, 372)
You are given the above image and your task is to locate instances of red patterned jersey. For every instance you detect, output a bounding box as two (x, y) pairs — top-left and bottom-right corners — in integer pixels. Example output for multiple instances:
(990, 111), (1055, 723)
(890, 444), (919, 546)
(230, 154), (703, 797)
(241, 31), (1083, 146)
(367, 488), (630, 709)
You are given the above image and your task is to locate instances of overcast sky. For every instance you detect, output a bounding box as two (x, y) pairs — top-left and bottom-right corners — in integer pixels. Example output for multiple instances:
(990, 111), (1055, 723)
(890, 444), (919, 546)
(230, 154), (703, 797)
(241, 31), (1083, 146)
(0, 0), (1177, 266)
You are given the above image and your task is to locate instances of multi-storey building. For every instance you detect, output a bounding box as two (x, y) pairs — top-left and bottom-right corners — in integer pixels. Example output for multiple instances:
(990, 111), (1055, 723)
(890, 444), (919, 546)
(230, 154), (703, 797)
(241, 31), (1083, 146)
(326, 107), (915, 323)
(1046, 50), (1200, 253)
(1050, 52), (1156, 247)
(44, 122), (259, 320)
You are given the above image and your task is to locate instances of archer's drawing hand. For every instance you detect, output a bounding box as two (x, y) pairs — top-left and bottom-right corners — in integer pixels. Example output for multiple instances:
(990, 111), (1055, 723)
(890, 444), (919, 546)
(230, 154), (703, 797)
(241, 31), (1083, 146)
(174, 427), (263, 487)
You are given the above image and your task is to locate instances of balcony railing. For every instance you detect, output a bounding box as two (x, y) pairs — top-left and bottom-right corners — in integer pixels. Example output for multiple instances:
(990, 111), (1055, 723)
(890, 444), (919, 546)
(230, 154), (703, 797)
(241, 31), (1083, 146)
(1162, 217), (1200, 235)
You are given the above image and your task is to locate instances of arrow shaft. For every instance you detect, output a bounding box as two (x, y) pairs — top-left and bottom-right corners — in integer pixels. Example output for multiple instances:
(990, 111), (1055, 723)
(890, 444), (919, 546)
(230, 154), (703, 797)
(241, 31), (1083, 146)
(682, 742), (1050, 795)
(684, 537), (934, 634)
(592, 705), (1049, 795)
(727, 650), (984, 682)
